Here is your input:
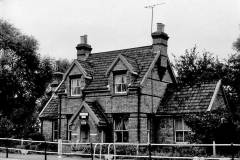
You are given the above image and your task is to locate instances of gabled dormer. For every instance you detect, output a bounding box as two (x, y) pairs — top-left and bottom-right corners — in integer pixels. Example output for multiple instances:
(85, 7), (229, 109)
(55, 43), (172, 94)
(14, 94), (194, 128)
(106, 54), (139, 95)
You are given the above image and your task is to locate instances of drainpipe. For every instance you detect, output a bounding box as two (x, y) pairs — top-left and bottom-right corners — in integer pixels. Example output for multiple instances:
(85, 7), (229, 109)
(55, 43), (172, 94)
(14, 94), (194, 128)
(137, 87), (141, 143)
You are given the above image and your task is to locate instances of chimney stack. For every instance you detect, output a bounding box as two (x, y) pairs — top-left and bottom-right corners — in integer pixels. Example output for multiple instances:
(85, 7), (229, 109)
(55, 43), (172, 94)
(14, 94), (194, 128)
(151, 23), (169, 58)
(76, 35), (92, 61)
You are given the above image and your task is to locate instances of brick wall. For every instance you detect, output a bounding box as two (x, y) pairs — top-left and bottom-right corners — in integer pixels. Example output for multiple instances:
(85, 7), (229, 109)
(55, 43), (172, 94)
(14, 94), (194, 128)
(155, 117), (174, 143)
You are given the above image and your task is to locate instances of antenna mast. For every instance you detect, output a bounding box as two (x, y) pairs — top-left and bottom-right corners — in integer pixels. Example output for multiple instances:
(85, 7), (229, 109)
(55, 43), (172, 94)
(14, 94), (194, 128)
(145, 2), (165, 34)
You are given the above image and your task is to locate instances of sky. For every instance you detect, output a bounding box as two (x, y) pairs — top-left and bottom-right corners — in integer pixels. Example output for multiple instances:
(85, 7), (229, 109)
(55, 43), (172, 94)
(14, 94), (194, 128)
(0, 0), (240, 61)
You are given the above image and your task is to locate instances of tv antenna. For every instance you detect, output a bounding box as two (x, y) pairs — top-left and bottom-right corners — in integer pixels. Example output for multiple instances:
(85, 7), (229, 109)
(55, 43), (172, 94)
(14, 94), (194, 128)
(145, 2), (165, 34)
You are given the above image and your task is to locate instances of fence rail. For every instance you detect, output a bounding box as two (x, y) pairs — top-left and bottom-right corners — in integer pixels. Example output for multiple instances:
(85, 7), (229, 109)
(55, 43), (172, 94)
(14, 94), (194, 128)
(0, 138), (239, 160)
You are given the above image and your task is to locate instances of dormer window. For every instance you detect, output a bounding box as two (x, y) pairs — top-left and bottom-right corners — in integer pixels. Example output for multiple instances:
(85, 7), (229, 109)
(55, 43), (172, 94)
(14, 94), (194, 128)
(71, 78), (81, 96)
(114, 72), (127, 93)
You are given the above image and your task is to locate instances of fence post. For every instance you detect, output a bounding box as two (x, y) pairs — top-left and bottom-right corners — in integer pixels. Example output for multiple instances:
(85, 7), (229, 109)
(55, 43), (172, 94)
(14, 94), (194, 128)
(212, 141), (216, 157)
(231, 143), (234, 160)
(6, 138), (8, 158)
(58, 139), (62, 158)
(90, 143), (93, 160)
(148, 143), (152, 160)
(44, 141), (47, 160)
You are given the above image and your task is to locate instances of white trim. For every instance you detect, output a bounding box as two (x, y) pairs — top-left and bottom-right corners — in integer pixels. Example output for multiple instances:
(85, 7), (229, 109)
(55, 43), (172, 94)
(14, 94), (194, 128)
(39, 78), (65, 117)
(62, 60), (91, 81)
(106, 54), (138, 76)
(140, 51), (161, 86)
(207, 80), (222, 111)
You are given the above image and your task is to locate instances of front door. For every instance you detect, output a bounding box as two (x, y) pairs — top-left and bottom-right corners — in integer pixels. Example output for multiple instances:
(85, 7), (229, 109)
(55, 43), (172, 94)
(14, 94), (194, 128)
(80, 125), (90, 142)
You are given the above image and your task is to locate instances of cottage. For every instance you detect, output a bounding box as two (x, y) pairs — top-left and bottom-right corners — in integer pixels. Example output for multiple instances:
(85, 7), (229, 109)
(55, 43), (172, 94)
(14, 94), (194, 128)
(39, 23), (228, 144)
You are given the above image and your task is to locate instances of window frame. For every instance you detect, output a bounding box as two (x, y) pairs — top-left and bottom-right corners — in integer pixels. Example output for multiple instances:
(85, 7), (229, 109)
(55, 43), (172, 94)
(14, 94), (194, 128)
(53, 120), (58, 141)
(113, 71), (127, 94)
(113, 114), (129, 142)
(70, 77), (82, 96)
(174, 118), (191, 143)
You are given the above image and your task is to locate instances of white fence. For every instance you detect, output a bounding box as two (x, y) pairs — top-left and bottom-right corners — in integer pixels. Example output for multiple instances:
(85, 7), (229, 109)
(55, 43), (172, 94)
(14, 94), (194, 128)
(0, 138), (239, 160)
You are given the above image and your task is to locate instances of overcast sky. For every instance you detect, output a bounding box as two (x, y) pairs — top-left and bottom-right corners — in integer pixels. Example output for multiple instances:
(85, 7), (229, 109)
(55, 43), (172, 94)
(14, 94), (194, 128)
(0, 0), (240, 61)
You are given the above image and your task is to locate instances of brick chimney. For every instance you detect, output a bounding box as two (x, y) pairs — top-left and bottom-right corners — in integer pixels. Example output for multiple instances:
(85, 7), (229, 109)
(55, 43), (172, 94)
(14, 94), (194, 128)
(151, 23), (169, 57)
(76, 35), (92, 61)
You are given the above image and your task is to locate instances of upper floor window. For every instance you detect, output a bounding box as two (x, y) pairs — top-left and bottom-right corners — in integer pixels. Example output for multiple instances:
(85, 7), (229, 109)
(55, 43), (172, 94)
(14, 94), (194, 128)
(114, 73), (127, 93)
(71, 78), (81, 96)
(175, 118), (191, 143)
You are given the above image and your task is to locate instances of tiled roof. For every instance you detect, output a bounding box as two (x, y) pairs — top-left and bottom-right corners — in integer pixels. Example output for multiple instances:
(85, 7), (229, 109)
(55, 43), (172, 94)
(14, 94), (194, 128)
(78, 60), (94, 76)
(81, 45), (155, 90)
(40, 96), (58, 119)
(40, 46), (156, 119)
(157, 81), (218, 114)
(68, 101), (108, 127)
(85, 101), (108, 126)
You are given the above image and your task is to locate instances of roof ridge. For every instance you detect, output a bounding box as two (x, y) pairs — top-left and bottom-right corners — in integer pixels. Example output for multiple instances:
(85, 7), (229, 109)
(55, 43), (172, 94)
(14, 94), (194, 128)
(91, 45), (152, 55)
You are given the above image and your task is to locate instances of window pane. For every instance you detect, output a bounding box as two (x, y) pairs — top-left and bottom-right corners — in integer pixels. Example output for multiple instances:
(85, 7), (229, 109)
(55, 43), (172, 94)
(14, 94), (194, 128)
(175, 118), (183, 130)
(123, 131), (129, 142)
(122, 84), (127, 92)
(116, 131), (122, 142)
(183, 122), (191, 131)
(184, 131), (190, 142)
(176, 131), (184, 142)
(115, 75), (122, 84)
(71, 78), (81, 95)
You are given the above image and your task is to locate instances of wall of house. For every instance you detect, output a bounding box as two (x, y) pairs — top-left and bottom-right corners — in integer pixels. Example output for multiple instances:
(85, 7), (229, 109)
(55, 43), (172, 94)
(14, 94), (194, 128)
(154, 116), (174, 143)
(42, 120), (53, 141)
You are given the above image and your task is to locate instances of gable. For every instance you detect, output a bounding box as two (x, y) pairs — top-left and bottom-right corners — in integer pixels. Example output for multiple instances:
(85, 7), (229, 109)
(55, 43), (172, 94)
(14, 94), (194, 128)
(113, 60), (127, 71)
(69, 64), (82, 76)
(69, 101), (108, 127)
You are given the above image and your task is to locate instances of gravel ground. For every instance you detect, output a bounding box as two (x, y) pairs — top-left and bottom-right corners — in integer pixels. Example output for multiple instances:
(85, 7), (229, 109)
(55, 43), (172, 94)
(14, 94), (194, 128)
(0, 153), (92, 160)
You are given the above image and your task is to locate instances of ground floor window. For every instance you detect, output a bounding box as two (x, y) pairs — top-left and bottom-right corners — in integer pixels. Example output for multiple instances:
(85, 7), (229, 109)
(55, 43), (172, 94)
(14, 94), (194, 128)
(175, 118), (191, 143)
(53, 120), (58, 140)
(114, 115), (129, 142)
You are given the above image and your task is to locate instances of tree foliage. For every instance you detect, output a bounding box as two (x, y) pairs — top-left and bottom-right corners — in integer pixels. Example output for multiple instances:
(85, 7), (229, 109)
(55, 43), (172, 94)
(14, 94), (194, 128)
(184, 108), (237, 143)
(174, 46), (240, 143)
(0, 19), (53, 138)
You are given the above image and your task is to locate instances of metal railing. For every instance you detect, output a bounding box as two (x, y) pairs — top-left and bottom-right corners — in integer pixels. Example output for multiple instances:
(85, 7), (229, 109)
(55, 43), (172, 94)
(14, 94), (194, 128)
(0, 138), (239, 160)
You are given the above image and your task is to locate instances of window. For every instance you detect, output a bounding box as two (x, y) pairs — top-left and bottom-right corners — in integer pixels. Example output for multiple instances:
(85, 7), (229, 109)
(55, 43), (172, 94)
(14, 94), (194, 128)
(114, 73), (127, 93)
(53, 120), (58, 140)
(175, 118), (191, 143)
(114, 115), (129, 142)
(71, 78), (81, 96)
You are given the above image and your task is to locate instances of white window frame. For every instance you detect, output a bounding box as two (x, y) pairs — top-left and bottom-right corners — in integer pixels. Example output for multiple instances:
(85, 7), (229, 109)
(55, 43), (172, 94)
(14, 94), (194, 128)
(114, 74), (127, 94)
(174, 118), (191, 143)
(114, 116), (129, 142)
(70, 78), (81, 96)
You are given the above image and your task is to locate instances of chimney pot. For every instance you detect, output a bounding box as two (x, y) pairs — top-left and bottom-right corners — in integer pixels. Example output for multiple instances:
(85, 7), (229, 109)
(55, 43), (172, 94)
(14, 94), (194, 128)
(157, 23), (165, 33)
(80, 35), (88, 44)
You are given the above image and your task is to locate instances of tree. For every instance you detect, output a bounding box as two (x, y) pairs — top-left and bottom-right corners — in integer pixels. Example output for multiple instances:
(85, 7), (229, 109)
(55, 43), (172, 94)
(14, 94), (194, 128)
(174, 46), (224, 85)
(0, 19), (53, 138)
(174, 46), (240, 143)
(55, 58), (71, 73)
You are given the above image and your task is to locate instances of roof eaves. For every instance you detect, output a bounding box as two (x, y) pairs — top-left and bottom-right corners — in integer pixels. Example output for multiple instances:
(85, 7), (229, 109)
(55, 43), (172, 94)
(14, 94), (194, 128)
(140, 50), (161, 86)
(69, 101), (100, 126)
(207, 80), (222, 111)
(105, 54), (138, 76)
